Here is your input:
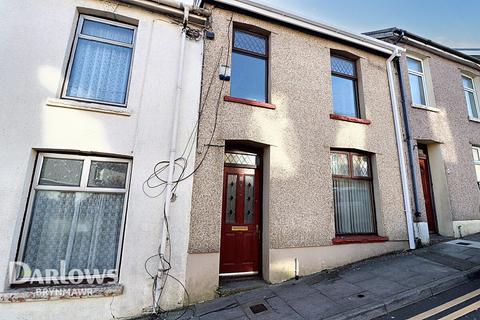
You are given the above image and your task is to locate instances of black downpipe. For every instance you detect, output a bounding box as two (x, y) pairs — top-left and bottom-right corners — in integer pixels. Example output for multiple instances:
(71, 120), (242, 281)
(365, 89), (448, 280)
(395, 57), (421, 218)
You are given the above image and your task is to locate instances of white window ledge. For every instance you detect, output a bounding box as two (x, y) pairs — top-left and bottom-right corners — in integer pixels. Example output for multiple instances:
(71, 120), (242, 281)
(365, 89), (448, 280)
(0, 283), (123, 303)
(411, 104), (440, 113)
(46, 98), (131, 116)
(469, 117), (480, 123)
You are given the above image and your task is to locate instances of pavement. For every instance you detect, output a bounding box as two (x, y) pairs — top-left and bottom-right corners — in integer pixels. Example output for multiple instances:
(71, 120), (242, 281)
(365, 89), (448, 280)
(148, 233), (480, 320)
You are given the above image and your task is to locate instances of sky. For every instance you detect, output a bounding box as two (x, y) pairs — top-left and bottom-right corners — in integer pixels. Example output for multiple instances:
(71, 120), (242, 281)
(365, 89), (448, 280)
(255, 0), (480, 50)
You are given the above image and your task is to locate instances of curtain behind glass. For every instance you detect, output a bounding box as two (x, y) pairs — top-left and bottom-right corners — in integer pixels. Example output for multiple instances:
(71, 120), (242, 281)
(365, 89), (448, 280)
(333, 178), (375, 234)
(66, 39), (132, 104)
(22, 191), (124, 277)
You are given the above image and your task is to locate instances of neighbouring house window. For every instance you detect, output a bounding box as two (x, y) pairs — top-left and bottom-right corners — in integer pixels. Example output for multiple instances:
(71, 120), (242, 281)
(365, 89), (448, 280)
(331, 151), (376, 235)
(331, 55), (359, 118)
(407, 56), (428, 106)
(463, 75), (480, 119)
(473, 147), (480, 188)
(63, 15), (136, 106)
(231, 28), (268, 102)
(16, 153), (131, 283)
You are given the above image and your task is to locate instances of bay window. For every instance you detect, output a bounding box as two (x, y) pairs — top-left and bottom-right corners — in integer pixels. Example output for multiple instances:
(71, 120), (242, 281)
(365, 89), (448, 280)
(331, 151), (376, 235)
(16, 153), (131, 284)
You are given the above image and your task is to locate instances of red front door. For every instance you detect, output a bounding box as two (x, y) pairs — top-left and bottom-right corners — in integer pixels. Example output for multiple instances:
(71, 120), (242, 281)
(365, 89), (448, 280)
(419, 151), (437, 233)
(220, 166), (261, 275)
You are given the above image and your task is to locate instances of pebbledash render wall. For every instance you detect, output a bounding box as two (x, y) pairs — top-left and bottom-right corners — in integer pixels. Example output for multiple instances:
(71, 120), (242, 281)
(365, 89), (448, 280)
(0, 0), (203, 319)
(185, 5), (408, 303)
(397, 42), (480, 238)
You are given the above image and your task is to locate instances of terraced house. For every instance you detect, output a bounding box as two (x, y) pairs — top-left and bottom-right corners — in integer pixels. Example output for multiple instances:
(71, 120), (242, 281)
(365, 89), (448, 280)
(367, 28), (480, 243)
(185, 0), (418, 302)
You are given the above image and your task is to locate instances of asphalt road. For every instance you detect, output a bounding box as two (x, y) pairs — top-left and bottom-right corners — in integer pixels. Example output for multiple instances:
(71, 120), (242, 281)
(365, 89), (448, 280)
(375, 279), (480, 320)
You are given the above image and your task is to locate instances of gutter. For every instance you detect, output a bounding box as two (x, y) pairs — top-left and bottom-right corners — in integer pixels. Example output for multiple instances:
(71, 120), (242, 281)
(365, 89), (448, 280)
(209, 0), (402, 55)
(386, 48), (416, 250)
(118, 0), (210, 24)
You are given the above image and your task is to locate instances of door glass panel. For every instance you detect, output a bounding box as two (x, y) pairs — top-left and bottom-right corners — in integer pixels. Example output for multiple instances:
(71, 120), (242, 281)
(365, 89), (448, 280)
(225, 174), (237, 224)
(244, 175), (254, 224)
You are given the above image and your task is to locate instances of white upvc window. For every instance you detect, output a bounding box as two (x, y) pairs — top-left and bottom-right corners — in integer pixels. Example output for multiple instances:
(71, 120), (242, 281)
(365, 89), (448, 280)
(473, 147), (480, 187)
(462, 75), (480, 120)
(62, 15), (136, 107)
(14, 153), (131, 285)
(407, 56), (428, 107)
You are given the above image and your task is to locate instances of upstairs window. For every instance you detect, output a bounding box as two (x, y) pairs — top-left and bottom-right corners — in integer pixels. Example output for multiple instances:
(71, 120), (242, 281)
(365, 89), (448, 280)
(63, 15), (136, 106)
(231, 28), (268, 102)
(331, 55), (359, 118)
(473, 146), (480, 188)
(407, 57), (428, 106)
(462, 75), (480, 120)
(331, 151), (376, 235)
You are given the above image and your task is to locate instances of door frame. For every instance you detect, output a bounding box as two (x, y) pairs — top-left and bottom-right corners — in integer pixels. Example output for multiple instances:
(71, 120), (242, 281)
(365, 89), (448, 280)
(219, 145), (263, 278)
(418, 144), (438, 233)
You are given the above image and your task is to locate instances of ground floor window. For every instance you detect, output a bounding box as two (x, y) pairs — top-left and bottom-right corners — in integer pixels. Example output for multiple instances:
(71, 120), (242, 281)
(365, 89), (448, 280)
(331, 150), (376, 235)
(15, 153), (131, 284)
(473, 146), (480, 189)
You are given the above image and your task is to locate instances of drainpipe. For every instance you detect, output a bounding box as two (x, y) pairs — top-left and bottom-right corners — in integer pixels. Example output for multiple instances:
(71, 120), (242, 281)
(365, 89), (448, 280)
(155, 5), (190, 308)
(386, 48), (416, 250)
(395, 58), (421, 218)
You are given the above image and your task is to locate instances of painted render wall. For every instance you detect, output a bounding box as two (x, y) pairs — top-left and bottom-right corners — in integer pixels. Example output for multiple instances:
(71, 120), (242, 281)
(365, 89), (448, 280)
(397, 43), (480, 237)
(0, 0), (203, 318)
(185, 6), (408, 303)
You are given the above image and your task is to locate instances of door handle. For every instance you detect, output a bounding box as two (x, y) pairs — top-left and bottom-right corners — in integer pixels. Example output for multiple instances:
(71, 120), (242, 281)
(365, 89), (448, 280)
(256, 224), (261, 240)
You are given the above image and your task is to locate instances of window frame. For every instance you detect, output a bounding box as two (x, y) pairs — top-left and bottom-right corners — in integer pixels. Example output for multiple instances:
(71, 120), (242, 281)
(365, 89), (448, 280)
(14, 153), (132, 285)
(330, 54), (360, 118)
(462, 74), (480, 120)
(407, 56), (429, 107)
(473, 146), (480, 189)
(331, 150), (377, 235)
(61, 14), (137, 108)
(231, 27), (269, 103)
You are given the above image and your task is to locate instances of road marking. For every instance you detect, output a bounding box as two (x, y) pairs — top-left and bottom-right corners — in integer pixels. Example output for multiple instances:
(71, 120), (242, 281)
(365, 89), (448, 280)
(438, 300), (480, 320)
(408, 288), (480, 320)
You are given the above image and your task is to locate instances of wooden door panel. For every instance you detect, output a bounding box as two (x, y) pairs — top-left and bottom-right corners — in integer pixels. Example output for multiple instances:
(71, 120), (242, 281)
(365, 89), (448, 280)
(419, 157), (436, 233)
(220, 165), (261, 274)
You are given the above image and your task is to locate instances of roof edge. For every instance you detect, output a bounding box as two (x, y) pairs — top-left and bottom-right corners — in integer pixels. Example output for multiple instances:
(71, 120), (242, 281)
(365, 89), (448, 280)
(208, 0), (404, 56)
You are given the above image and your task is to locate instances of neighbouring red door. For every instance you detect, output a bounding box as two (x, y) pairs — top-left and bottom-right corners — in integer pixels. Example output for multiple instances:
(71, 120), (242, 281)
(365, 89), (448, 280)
(419, 152), (437, 233)
(220, 166), (261, 275)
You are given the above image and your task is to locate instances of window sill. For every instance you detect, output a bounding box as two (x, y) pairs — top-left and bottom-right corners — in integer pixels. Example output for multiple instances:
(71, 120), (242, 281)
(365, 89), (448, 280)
(46, 98), (131, 116)
(0, 283), (123, 303)
(469, 117), (480, 123)
(411, 104), (440, 113)
(224, 96), (276, 110)
(332, 235), (389, 245)
(329, 113), (371, 125)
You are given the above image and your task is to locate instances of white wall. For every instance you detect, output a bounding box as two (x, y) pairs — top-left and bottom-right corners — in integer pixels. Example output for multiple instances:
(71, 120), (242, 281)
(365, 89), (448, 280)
(0, 0), (203, 318)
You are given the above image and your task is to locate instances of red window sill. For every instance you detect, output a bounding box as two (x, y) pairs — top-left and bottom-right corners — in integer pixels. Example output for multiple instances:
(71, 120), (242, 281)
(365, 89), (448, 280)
(330, 113), (371, 125)
(224, 96), (276, 110)
(332, 235), (389, 245)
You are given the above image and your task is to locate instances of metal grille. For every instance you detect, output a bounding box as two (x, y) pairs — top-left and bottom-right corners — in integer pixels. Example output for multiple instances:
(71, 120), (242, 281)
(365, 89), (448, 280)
(225, 152), (257, 166)
(331, 56), (356, 77)
(234, 30), (266, 55)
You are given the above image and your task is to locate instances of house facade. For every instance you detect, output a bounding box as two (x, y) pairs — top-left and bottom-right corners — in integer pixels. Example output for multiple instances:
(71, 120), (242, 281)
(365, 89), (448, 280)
(368, 28), (480, 242)
(185, 0), (414, 303)
(0, 0), (207, 318)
